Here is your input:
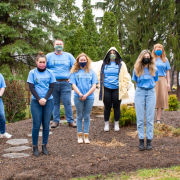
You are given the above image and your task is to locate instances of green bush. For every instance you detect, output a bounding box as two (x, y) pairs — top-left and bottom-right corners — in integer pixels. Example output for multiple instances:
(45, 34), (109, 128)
(60, 107), (65, 117)
(110, 104), (136, 126)
(166, 95), (179, 111)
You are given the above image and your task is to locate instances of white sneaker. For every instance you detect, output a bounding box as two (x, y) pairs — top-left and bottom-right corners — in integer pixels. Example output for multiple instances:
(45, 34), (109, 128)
(104, 122), (109, 132)
(77, 132), (83, 144)
(84, 133), (90, 144)
(114, 122), (120, 131)
(1, 132), (12, 138)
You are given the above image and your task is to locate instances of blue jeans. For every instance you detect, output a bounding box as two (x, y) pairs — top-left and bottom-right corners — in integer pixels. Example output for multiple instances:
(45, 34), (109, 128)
(52, 82), (74, 124)
(74, 96), (94, 133)
(31, 99), (53, 146)
(134, 87), (156, 140)
(0, 98), (6, 134)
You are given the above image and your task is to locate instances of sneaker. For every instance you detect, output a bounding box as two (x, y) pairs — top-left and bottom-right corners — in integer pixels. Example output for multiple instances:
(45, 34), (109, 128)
(77, 132), (83, 144)
(1, 132), (12, 138)
(69, 122), (77, 128)
(84, 133), (90, 144)
(114, 121), (120, 131)
(104, 122), (109, 132)
(51, 122), (59, 128)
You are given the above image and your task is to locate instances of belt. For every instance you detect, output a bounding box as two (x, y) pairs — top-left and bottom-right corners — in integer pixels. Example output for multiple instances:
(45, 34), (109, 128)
(56, 79), (68, 82)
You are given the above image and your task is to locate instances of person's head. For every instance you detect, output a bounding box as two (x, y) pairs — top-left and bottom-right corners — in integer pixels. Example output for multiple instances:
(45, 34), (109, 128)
(152, 43), (166, 62)
(53, 39), (64, 52)
(36, 51), (47, 70)
(106, 49), (120, 65)
(134, 49), (155, 77)
(71, 53), (91, 74)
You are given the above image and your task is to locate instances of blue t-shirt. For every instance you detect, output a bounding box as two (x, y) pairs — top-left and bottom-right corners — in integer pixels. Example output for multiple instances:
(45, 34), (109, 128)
(69, 69), (99, 99)
(0, 74), (6, 88)
(27, 68), (56, 100)
(46, 52), (76, 79)
(103, 61), (119, 89)
(155, 58), (171, 76)
(132, 68), (159, 89)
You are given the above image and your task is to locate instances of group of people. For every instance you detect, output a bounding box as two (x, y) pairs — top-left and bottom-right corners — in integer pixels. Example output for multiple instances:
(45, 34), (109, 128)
(0, 39), (170, 156)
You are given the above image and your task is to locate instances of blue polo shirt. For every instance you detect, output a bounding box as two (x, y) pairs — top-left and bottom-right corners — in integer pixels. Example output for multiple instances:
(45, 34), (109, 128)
(155, 58), (171, 76)
(69, 69), (99, 99)
(46, 52), (76, 79)
(132, 68), (159, 89)
(27, 68), (56, 100)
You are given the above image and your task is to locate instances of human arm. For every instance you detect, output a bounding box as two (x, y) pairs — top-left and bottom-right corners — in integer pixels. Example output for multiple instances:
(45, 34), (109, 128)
(72, 84), (83, 98)
(0, 88), (5, 97)
(166, 70), (170, 91)
(79, 84), (96, 101)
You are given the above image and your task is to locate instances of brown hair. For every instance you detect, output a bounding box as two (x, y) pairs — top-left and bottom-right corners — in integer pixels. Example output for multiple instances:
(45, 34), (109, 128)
(36, 51), (47, 62)
(134, 49), (156, 77)
(152, 43), (167, 62)
(53, 39), (64, 46)
(70, 53), (91, 74)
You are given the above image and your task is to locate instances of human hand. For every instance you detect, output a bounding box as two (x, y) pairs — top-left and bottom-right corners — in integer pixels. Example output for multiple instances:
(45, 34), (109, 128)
(39, 98), (46, 106)
(167, 84), (170, 91)
(67, 79), (70, 83)
(79, 94), (87, 101)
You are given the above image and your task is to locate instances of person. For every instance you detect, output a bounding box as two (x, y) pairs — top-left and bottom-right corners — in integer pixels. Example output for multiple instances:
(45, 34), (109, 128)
(132, 49), (158, 151)
(98, 47), (129, 132)
(152, 43), (171, 124)
(46, 39), (77, 128)
(0, 74), (12, 138)
(69, 53), (98, 143)
(27, 51), (56, 156)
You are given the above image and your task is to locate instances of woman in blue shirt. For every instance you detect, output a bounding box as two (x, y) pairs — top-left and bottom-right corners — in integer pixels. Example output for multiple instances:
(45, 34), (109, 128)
(70, 53), (98, 144)
(132, 49), (158, 151)
(152, 44), (171, 124)
(0, 74), (12, 138)
(27, 51), (56, 156)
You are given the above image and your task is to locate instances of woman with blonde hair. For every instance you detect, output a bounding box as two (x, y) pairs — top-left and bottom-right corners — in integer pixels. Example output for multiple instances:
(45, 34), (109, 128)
(132, 49), (158, 151)
(152, 44), (171, 124)
(69, 53), (98, 144)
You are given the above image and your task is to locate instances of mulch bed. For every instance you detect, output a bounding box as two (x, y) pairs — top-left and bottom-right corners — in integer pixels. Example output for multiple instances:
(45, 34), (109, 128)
(0, 108), (180, 180)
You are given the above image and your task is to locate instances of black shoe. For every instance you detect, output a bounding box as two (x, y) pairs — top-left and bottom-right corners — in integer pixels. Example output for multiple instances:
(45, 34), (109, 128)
(139, 139), (145, 151)
(147, 139), (152, 150)
(42, 144), (48, 155)
(33, 146), (40, 157)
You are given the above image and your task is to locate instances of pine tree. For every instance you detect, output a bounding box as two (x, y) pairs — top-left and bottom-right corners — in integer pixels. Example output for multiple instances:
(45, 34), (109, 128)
(82, 0), (92, 12)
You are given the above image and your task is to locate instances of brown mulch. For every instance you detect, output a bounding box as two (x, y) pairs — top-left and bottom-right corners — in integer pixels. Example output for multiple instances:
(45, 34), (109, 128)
(0, 108), (180, 180)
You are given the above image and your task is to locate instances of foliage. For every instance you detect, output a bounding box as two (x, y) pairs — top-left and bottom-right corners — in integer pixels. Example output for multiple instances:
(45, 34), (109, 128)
(166, 95), (179, 111)
(110, 104), (136, 126)
(60, 106), (65, 117)
(3, 79), (27, 123)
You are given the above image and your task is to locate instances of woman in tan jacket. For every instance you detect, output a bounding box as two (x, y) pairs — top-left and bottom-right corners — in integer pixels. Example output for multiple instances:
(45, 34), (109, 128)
(98, 47), (129, 132)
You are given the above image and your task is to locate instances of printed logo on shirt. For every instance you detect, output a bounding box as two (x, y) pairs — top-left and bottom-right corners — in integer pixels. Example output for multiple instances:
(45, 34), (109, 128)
(35, 78), (38, 84)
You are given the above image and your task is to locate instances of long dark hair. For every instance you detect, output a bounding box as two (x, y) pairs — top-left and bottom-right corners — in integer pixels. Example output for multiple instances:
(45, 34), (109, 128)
(105, 51), (121, 65)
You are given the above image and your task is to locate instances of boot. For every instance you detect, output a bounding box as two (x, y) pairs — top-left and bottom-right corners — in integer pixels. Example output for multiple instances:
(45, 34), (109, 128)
(139, 139), (145, 151)
(114, 121), (120, 131)
(77, 132), (83, 144)
(147, 139), (152, 150)
(33, 146), (40, 157)
(42, 144), (49, 155)
(104, 121), (109, 132)
(84, 133), (90, 144)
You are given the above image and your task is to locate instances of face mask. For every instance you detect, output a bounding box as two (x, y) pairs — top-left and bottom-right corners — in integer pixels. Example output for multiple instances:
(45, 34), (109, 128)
(110, 54), (116, 60)
(79, 62), (87, 68)
(54, 45), (63, 51)
(37, 63), (46, 69)
(155, 50), (162, 56)
(142, 58), (151, 65)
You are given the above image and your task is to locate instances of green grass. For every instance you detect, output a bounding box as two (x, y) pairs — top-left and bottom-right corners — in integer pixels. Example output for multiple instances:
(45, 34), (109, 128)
(71, 165), (180, 180)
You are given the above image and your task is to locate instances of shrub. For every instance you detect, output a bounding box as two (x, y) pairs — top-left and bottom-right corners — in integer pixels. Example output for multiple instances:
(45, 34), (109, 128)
(3, 79), (27, 123)
(166, 95), (179, 111)
(60, 107), (65, 117)
(110, 104), (136, 126)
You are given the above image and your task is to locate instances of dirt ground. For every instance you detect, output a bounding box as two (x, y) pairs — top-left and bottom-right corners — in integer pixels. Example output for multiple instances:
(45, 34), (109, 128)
(0, 107), (180, 180)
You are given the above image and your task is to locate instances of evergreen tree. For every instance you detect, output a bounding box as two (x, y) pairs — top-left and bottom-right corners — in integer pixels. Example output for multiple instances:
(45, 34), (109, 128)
(99, 11), (121, 59)
(82, 0), (92, 12)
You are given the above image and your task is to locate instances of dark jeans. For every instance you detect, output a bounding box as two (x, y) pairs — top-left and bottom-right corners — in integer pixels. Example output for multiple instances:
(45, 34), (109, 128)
(103, 86), (121, 122)
(31, 99), (53, 146)
(0, 98), (6, 134)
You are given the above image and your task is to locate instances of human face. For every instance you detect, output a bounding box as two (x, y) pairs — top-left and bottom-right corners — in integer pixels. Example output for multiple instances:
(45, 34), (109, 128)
(109, 50), (116, 61)
(142, 53), (151, 67)
(36, 57), (46, 69)
(155, 47), (162, 51)
(110, 50), (116, 54)
(144, 53), (150, 58)
(79, 56), (87, 69)
(54, 40), (64, 50)
(79, 56), (87, 62)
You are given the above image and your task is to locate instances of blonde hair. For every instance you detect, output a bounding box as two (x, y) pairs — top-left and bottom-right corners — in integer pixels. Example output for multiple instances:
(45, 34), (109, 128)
(71, 53), (91, 74)
(134, 49), (156, 77)
(152, 43), (167, 62)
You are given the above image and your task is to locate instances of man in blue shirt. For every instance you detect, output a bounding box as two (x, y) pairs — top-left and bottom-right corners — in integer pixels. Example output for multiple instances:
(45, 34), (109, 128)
(46, 39), (76, 128)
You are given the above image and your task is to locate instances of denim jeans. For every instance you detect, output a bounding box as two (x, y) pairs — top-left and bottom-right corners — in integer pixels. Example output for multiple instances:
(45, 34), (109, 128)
(0, 98), (6, 134)
(31, 99), (53, 146)
(134, 87), (156, 140)
(74, 96), (94, 133)
(52, 82), (74, 124)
